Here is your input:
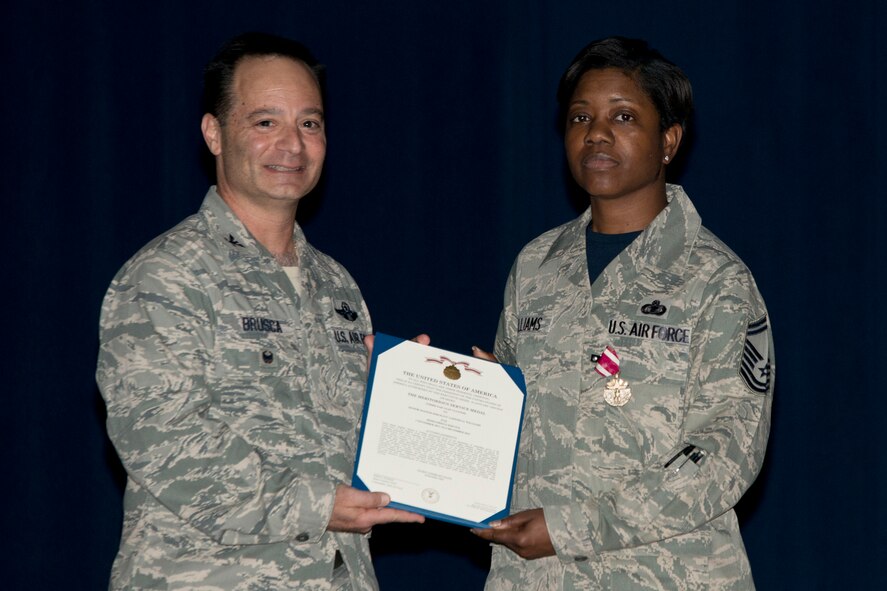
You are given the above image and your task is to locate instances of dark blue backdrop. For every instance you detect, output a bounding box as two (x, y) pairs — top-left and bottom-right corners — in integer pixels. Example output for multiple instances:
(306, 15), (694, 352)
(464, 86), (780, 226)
(4, 1), (885, 589)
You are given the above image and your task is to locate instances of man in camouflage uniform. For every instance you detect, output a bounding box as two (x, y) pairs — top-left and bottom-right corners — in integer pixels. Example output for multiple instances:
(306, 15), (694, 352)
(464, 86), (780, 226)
(472, 38), (773, 590)
(96, 33), (422, 590)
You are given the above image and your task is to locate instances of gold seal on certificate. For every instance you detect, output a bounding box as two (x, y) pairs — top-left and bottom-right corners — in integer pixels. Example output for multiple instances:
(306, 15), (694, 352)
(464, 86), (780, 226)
(443, 365), (461, 380)
(351, 333), (527, 529)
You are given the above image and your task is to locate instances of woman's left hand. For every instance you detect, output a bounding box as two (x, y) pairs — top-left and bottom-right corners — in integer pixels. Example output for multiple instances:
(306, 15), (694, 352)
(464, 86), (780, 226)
(471, 508), (556, 560)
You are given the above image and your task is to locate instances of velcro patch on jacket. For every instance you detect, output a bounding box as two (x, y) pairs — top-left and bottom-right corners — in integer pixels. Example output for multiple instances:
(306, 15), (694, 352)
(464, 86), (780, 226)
(607, 317), (691, 345)
(637, 296), (673, 320)
(240, 316), (287, 334)
(517, 315), (546, 333)
(334, 301), (360, 322)
(332, 328), (368, 349)
(740, 316), (771, 393)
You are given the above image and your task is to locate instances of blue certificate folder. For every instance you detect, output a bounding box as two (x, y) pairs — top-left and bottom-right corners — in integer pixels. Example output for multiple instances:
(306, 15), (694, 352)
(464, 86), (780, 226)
(352, 333), (526, 529)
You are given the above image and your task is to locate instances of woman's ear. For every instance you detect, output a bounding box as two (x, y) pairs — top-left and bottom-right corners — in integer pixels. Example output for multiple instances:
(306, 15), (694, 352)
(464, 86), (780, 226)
(662, 123), (683, 163)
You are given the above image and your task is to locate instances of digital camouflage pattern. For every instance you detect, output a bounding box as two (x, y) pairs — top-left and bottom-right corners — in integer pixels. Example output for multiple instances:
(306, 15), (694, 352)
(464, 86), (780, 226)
(97, 188), (376, 590)
(488, 185), (774, 590)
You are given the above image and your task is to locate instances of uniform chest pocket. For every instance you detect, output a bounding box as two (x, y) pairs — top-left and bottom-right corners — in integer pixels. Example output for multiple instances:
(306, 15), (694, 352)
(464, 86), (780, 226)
(608, 330), (690, 384)
(514, 305), (561, 376)
(601, 382), (685, 469)
(217, 323), (301, 378)
(599, 333), (689, 468)
(213, 330), (321, 456)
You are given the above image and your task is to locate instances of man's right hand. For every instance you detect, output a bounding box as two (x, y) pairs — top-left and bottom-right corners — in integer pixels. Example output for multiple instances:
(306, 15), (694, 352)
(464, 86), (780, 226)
(326, 484), (425, 534)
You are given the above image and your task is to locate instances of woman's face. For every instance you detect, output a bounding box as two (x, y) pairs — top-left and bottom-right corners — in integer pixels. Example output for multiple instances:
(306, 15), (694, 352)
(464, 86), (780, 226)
(564, 68), (680, 204)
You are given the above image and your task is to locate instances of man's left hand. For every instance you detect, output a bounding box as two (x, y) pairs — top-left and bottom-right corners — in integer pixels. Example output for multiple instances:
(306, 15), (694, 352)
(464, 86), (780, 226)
(327, 485), (425, 534)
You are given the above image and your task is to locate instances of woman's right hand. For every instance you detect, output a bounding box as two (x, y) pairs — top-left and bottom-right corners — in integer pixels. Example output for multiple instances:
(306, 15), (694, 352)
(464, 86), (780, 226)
(472, 346), (498, 363)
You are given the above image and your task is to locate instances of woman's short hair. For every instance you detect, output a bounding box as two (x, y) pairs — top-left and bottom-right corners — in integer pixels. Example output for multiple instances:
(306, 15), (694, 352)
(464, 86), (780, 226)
(557, 37), (693, 132)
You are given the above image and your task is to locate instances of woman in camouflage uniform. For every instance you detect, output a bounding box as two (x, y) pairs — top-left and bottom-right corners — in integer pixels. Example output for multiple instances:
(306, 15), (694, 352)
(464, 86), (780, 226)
(472, 37), (773, 590)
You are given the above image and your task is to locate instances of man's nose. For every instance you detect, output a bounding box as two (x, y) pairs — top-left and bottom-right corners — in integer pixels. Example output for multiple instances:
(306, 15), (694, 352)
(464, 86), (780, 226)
(277, 125), (305, 152)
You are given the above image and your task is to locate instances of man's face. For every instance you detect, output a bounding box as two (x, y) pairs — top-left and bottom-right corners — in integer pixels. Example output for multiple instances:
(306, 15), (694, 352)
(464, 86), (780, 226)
(203, 55), (326, 209)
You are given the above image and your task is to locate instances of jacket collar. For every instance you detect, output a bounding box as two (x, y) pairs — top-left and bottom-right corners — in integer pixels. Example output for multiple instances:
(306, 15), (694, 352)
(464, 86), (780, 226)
(541, 184), (701, 284)
(199, 186), (312, 269)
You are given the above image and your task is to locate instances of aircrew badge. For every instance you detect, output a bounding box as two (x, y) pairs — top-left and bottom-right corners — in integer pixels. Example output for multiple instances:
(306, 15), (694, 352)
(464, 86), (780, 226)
(595, 345), (632, 406)
(335, 301), (359, 322)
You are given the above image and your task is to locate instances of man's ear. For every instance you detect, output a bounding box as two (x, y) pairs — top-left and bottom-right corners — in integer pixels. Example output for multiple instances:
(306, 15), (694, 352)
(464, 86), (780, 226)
(201, 113), (223, 156)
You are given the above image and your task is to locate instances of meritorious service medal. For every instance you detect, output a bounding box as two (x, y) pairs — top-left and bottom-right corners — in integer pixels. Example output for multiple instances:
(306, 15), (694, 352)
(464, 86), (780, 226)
(595, 345), (632, 407)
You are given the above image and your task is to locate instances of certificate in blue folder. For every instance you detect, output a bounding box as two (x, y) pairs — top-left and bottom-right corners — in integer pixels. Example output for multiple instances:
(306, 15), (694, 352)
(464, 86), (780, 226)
(352, 333), (526, 528)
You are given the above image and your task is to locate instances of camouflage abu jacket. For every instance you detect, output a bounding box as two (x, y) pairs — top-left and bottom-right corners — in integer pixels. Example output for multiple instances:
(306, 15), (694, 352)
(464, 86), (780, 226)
(97, 188), (376, 590)
(488, 185), (774, 591)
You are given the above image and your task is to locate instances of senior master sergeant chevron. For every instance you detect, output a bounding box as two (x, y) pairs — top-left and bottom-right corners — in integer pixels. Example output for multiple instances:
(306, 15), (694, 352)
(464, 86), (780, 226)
(96, 33), (424, 590)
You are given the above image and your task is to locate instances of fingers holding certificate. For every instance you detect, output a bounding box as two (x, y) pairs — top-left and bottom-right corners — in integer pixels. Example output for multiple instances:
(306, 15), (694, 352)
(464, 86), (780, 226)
(352, 333), (526, 529)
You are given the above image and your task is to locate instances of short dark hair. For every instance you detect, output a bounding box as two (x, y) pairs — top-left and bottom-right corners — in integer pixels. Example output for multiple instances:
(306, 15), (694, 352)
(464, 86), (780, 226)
(202, 32), (325, 124)
(556, 37), (693, 132)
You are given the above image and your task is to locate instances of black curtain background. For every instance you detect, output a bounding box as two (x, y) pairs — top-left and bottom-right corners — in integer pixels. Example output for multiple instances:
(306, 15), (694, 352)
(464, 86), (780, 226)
(4, 1), (885, 589)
